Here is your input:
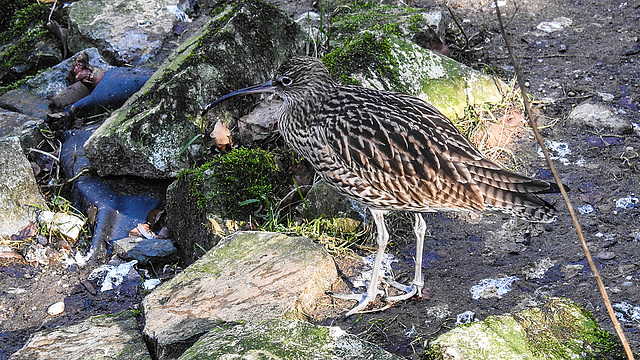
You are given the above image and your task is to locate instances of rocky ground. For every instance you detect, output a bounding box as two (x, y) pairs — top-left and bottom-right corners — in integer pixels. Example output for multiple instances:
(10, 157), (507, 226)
(314, 0), (640, 358)
(1, 0), (639, 359)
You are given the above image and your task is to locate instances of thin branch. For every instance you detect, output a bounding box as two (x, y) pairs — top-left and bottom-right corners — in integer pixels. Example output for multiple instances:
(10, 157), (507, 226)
(446, 6), (470, 50)
(27, 148), (60, 162)
(494, 1), (635, 359)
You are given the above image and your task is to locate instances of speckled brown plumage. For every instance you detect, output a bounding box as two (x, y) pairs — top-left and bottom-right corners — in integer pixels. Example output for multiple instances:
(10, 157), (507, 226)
(271, 57), (556, 222)
(204, 56), (558, 315)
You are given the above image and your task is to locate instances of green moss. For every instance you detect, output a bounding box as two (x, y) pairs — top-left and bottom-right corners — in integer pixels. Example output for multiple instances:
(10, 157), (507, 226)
(518, 299), (625, 359)
(322, 31), (404, 90)
(0, 1), (57, 91)
(180, 147), (289, 219)
(330, 1), (419, 39)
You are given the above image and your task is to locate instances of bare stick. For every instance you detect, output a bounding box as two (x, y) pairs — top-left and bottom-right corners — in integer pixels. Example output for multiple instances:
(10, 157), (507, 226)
(494, 1), (634, 359)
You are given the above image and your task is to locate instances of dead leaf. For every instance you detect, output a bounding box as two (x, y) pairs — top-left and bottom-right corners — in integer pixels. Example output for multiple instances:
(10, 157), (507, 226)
(130, 223), (154, 239)
(10, 222), (37, 241)
(210, 120), (233, 151)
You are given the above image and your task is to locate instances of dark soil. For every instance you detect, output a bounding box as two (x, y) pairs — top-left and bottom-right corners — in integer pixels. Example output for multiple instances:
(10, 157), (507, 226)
(1, 0), (639, 359)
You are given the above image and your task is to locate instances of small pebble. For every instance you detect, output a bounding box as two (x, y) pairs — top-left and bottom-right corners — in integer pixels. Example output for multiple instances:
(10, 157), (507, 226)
(597, 251), (616, 260)
(47, 301), (65, 316)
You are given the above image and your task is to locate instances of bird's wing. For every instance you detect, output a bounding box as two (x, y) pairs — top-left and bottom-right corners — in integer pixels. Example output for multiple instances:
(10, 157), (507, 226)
(318, 87), (548, 209)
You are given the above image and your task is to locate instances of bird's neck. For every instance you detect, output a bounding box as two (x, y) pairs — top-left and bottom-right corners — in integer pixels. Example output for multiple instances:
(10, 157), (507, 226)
(277, 87), (333, 157)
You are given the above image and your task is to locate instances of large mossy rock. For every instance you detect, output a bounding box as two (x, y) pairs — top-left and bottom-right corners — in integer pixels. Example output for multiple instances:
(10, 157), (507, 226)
(84, 0), (305, 178)
(321, 2), (505, 120)
(323, 33), (505, 120)
(166, 148), (290, 264)
(178, 318), (403, 360)
(142, 231), (338, 360)
(426, 298), (624, 360)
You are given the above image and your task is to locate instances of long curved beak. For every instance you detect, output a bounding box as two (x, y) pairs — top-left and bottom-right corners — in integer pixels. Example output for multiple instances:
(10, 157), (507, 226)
(201, 80), (275, 116)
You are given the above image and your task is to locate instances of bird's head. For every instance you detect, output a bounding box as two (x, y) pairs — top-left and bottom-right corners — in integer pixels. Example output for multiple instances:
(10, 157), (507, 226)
(202, 56), (334, 115)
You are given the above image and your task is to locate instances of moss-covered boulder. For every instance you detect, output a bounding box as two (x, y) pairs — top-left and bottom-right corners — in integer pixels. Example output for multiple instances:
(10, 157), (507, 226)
(83, 0), (305, 178)
(166, 147), (290, 264)
(178, 318), (404, 360)
(0, 1), (63, 94)
(425, 298), (624, 360)
(323, 32), (505, 120)
(327, 1), (445, 51)
(142, 231), (338, 360)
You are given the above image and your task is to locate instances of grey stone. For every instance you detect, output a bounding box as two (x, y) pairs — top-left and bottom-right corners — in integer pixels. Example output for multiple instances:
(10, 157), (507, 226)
(9, 311), (151, 360)
(0, 137), (47, 236)
(566, 102), (632, 134)
(0, 90), (50, 120)
(301, 182), (365, 221)
(0, 109), (47, 150)
(142, 231), (338, 360)
(83, 0), (305, 178)
(67, 0), (182, 65)
(114, 236), (178, 265)
(178, 318), (404, 360)
(429, 298), (623, 359)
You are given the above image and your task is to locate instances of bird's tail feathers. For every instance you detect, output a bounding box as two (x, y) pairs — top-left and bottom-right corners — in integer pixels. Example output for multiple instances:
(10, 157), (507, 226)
(484, 188), (557, 223)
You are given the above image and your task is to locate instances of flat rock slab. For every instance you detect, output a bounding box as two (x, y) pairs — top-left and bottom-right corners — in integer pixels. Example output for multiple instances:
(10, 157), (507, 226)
(113, 236), (177, 265)
(178, 317), (403, 360)
(142, 231), (338, 360)
(429, 298), (623, 359)
(9, 311), (150, 360)
(0, 137), (47, 236)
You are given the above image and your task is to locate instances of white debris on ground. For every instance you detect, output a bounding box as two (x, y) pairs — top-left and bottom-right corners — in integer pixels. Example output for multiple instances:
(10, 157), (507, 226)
(536, 17), (573, 33)
(470, 276), (519, 300)
(455, 311), (476, 325)
(143, 279), (162, 290)
(351, 253), (398, 288)
(88, 260), (138, 292)
(539, 140), (576, 166)
(47, 301), (65, 316)
(577, 204), (595, 215)
(615, 195), (639, 209)
(614, 302), (640, 323)
(524, 258), (556, 280)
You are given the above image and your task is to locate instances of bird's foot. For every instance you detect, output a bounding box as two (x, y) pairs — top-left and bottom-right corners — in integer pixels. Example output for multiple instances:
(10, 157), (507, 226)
(383, 278), (424, 302)
(329, 289), (385, 316)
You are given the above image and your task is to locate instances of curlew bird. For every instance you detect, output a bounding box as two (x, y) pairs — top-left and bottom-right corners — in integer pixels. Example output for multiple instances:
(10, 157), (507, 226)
(203, 56), (559, 316)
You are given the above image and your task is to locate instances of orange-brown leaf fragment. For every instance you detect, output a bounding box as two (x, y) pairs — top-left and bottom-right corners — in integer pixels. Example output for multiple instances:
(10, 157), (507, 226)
(211, 120), (233, 151)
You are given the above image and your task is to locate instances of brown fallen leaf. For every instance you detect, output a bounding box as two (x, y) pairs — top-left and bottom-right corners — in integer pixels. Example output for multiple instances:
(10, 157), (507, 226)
(10, 222), (37, 241)
(130, 223), (154, 239)
(210, 120), (233, 151)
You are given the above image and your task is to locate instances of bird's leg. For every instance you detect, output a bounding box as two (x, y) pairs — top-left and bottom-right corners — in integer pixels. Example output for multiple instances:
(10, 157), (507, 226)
(385, 213), (425, 301)
(333, 209), (389, 316)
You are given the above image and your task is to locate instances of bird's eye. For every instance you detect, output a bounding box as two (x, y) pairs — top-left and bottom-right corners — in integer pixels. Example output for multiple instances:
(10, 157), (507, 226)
(280, 76), (292, 86)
